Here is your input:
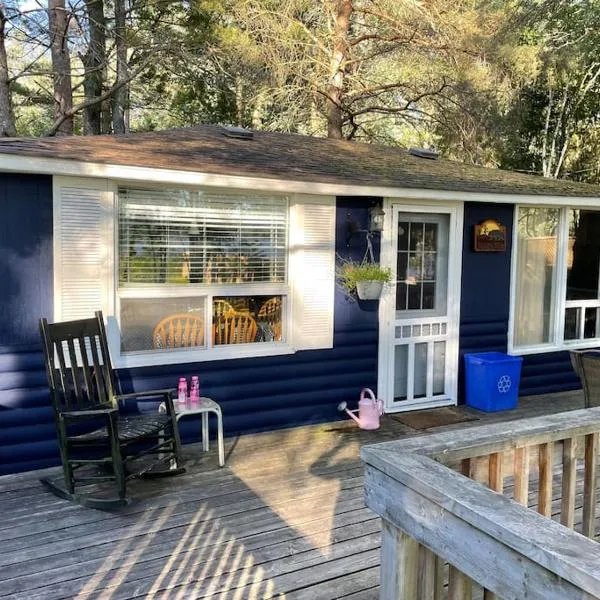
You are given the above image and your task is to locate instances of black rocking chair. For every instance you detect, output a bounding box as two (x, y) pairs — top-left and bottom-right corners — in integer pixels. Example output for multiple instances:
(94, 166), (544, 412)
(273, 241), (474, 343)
(39, 311), (185, 508)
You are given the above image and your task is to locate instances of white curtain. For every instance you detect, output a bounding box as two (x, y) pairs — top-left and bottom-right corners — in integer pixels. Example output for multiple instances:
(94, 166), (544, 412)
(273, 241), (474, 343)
(514, 236), (555, 346)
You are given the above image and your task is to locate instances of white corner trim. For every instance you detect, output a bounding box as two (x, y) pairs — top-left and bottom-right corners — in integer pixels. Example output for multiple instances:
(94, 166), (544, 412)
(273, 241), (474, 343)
(507, 205), (518, 354)
(4, 152), (600, 205)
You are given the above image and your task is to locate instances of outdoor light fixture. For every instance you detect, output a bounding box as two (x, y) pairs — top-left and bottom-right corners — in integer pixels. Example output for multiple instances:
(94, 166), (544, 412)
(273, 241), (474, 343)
(345, 203), (385, 246)
(368, 204), (385, 233)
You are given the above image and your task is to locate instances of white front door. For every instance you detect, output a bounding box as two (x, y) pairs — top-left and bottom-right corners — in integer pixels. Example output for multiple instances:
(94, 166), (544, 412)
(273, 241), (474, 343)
(378, 202), (463, 412)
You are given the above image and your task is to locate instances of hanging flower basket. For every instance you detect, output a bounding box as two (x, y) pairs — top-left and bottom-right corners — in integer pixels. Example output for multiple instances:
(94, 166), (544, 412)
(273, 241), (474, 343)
(337, 260), (391, 300)
(356, 280), (385, 300)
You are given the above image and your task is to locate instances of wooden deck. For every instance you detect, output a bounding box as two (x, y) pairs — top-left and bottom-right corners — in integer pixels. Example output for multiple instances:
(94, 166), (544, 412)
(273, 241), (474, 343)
(0, 390), (594, 600)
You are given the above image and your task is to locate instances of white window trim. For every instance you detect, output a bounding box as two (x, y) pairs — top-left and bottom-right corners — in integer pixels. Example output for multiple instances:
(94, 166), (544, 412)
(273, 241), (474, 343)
(112, 289), (293, 369)
(509, 204), (600, 355)
(111, 184), (293, 367)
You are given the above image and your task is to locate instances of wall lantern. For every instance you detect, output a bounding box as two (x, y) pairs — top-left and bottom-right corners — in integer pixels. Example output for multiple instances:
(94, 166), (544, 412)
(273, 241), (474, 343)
(345, 203), (385, 247)
(369, 204), (385, 233)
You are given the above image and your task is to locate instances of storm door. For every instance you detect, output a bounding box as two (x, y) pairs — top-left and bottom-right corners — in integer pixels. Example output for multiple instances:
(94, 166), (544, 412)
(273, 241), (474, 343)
(378, 203), (462, 412)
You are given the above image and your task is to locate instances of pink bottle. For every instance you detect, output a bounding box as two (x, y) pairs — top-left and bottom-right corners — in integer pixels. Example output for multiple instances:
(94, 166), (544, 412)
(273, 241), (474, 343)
(189, 376), (200, 405)
(178, 378), (188, 405)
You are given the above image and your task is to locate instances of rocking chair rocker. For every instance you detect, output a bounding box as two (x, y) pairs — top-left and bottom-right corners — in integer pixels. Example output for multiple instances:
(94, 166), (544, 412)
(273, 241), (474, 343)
(39, 311), (185, 508)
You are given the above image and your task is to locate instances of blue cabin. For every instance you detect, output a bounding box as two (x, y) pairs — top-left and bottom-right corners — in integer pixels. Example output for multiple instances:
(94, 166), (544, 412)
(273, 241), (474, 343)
(0, 125), (598, 474)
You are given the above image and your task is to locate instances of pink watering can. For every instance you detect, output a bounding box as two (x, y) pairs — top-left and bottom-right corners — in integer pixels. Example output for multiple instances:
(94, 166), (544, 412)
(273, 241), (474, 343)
(338, 388), (384, 430)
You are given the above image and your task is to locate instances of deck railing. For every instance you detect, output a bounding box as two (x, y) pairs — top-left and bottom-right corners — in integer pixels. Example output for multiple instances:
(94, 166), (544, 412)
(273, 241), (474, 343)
(362, 407), (600, 600)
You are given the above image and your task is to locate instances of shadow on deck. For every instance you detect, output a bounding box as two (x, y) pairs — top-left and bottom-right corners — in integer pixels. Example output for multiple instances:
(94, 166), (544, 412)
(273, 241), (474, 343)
(0, 390), (589, 599)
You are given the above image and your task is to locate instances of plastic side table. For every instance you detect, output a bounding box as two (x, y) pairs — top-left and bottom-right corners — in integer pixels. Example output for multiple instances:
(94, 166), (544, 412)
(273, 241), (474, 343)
(160, 397), (225, 467)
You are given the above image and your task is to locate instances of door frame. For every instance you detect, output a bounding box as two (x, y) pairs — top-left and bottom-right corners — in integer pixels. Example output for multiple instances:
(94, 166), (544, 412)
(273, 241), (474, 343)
(377, 199), (464, 412)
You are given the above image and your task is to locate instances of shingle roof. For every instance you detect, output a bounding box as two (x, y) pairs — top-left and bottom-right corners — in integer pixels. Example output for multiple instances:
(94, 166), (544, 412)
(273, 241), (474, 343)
(0, 124), (598, 197)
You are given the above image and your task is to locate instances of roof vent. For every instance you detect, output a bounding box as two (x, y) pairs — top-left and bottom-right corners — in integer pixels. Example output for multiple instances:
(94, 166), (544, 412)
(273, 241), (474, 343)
(408, 147), (439, 160)
(220, 125), (254, 140)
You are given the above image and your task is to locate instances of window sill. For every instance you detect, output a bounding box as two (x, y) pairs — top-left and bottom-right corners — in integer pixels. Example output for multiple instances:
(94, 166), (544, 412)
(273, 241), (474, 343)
(509, 339), (600, 356)
(113, 343), (297, 369)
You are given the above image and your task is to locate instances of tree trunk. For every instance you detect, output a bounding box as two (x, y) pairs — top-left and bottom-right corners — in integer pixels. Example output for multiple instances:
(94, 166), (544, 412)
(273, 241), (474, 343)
(0, 5), (15, 136)
(235, 75), (244, 126)
(112, 0), (128, 134)
(82, 0), (106, 135)
(48, 0), (73, 135)
(326, 0), (352, 139)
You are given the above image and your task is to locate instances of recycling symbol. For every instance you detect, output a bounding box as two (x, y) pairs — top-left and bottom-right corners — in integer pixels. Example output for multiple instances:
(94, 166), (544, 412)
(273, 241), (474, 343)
(497, 375), (512, 394)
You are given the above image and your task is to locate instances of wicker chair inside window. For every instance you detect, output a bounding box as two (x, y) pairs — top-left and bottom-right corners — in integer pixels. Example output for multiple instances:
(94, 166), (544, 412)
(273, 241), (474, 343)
(570, 350), (600, 408)
(153, 313), (205, 349)
(257, 297), (282, 341)
(213, 312), (258, 345)
(213, 299), (235, 318)
(39, 311), (184, 508)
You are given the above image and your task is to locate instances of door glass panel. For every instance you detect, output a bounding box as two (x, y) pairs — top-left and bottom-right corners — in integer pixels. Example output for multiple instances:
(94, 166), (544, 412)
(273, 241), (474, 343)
(396, 214), (449, 318)
(422, 282), (435, 310)
(410, 223), (423, 251)
(394, 345), (408, 401)
(407, 283), (421, 310)
(433, 341), (446, 395)
(398, 222), (409, 251)
(424, 223), (437, 250)
(396, 282), (407, 310)
(414, 343), (427, 399)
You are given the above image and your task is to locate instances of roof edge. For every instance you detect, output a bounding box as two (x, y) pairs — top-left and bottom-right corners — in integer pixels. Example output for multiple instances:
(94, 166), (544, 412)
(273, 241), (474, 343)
(2, 151), (600, 205)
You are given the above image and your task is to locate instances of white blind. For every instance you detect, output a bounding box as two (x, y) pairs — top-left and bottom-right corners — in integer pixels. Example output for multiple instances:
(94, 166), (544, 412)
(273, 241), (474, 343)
(291, 196), (336, 350)
(118, 187), (288, 286)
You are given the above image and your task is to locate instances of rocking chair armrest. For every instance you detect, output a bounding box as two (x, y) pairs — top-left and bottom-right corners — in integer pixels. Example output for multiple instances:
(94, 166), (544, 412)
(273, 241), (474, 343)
(114, 389), (176, 402)
(60, 407), (118, 420)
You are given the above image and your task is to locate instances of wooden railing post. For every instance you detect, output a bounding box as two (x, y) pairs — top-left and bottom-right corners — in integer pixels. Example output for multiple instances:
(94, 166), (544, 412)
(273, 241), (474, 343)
(448, 566), (472, 600)
(380, 520), (419, 600)
(561, 437), (577, 529)
(485, 452), (503, 600)
(488, 452), (504, 493)
(513, 446), (529, 506)
(537, 442), (553, 517)
(583, 432), (598, 538)
(419, 546), (443, 600)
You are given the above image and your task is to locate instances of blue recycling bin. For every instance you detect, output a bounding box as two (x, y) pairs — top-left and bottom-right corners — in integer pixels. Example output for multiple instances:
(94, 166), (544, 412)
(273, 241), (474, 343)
(465, 352), (523, 412)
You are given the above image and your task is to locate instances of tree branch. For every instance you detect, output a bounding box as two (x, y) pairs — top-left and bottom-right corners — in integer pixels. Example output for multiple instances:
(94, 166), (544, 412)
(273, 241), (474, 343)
(45, 52), (155, 136)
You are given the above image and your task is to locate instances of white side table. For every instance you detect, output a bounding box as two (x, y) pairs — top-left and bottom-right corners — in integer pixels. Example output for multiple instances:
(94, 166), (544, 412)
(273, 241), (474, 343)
(160, 397), (225, 467)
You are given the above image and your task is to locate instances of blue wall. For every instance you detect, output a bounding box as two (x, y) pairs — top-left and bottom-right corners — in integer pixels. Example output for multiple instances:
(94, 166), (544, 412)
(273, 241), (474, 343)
(0, 187), (583, 476)
(458, 201), (580, 401)
(0, 174), (56, 474)
(0, 192), (381, 475)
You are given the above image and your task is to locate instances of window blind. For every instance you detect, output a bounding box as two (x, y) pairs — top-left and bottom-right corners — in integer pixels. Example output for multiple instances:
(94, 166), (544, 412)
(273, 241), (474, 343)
(118, 187), (288, 286)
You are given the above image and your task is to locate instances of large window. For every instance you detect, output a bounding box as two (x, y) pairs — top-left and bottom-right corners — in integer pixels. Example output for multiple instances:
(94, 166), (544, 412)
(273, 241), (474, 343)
(511, 206), (600, 352)
(118, 187), (288, 354)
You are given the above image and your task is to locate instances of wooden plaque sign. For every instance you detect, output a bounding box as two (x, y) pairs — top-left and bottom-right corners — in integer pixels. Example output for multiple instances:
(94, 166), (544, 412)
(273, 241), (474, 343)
(474, 219), (506, 252)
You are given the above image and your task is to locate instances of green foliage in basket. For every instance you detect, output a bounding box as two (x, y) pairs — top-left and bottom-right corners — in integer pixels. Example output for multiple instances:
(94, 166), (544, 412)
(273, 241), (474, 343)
(337, 259), (391, 296)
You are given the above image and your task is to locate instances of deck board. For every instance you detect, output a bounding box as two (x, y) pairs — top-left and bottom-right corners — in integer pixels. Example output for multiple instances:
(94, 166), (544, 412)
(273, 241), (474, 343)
(0, 390), (596, 600)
